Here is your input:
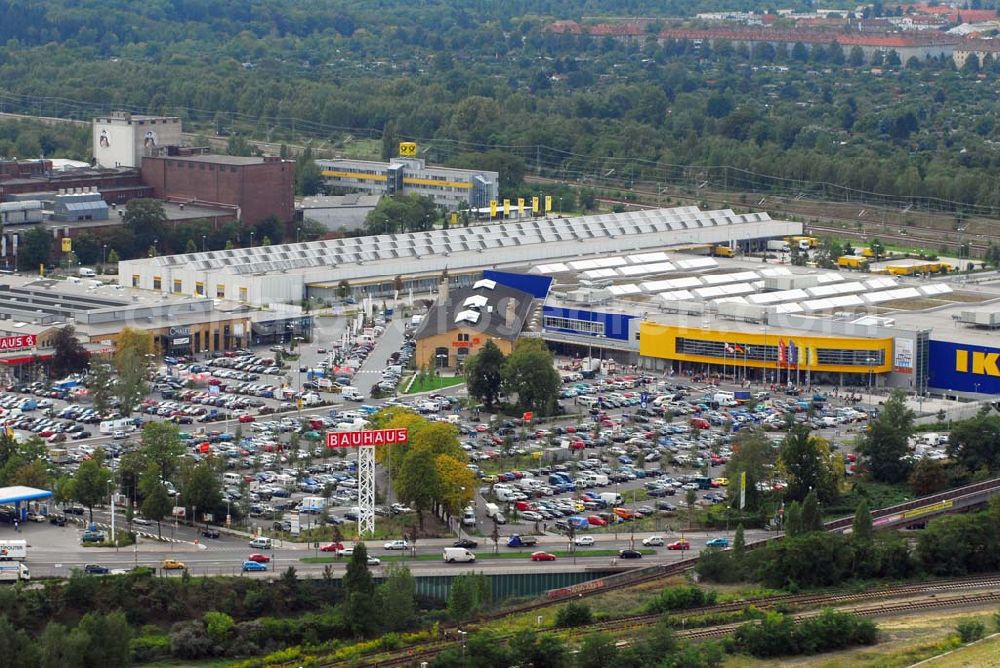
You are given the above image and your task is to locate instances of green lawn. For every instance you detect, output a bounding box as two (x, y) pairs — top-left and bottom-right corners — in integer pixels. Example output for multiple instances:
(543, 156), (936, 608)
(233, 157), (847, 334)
(300, 548), (654, 563)
(402, 374), (465, 394)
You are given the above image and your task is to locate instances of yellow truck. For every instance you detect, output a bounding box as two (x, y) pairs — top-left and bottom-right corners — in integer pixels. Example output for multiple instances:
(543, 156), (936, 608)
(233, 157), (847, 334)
(837, 255), (868, 269)
(712, 245), (734, 257)
(785, 236), (818, 250)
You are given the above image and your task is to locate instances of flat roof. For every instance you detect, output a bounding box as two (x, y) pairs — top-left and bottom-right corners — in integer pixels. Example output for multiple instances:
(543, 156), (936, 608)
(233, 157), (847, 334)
(151, 154), (282, 166)
(0, 486), (52, 505)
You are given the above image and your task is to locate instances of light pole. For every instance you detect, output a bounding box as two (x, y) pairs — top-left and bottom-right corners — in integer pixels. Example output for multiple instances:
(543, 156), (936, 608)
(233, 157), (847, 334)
(108, 480), (116, 550)
(458, 630), (467, 660)
(249, 231), (255, 248)
(152, 238), (158, 257)
(296, 227), (301, 243)
(866, 357), (874, 421)
(102, 244), (107, 266)
(202, 235), (207, 252)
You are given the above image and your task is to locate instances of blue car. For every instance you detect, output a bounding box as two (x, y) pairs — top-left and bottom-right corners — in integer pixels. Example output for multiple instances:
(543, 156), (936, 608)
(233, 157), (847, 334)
(705, 537), (730, 548)
(242, 560), (268, 572)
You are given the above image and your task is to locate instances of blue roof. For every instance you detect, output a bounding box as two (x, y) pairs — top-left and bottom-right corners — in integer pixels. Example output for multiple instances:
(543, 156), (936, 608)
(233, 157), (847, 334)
(0, 486), (52, 505)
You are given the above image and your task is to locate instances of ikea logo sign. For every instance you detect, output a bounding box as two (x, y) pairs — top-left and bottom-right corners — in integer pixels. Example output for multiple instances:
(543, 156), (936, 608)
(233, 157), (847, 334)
(929, 340), (1000, 394)
(955, 349), (1000, 377)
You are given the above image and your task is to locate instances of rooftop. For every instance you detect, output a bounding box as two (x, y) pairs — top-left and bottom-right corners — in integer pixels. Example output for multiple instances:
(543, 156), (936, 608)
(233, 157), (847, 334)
(415, 282), (535, 341)
(149, 154), (283, 166)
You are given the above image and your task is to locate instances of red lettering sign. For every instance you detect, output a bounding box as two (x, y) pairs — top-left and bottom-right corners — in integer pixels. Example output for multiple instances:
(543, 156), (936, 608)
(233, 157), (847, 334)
(326, 428), (409, 449)
(0, 335), (37, 352)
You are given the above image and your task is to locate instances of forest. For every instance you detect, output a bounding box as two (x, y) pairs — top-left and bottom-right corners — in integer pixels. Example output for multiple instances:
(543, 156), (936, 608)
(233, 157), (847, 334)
(2, 0), (1000, 214)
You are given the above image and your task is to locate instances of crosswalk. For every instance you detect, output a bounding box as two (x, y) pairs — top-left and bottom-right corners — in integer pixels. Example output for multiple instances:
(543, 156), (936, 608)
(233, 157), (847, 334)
(82, 520), (187, 544)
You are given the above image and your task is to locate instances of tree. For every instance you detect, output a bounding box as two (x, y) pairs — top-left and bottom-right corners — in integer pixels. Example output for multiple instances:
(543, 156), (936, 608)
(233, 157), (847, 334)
(859, 390), (915, 483)
(733, 523), (746, 555)
(434, 454), (476, 517)
(779, 425), (839, 503)
(139, 466), (172, 538)
(295, 145), (323, 196)
(800, 489), (823, 532)
(448, 572), (491, 620)
(909, 458), (949, 496)
(141, 422), (185, 482)
(784, 501), (803, 536)
(74, 452), (112, 522)
(464, 340), (505, 408)
(381, 119), (399, 160)
(122, 199), (167, 254)
(49, 326), (89, 378)
(852, 499), (873, 543)
(395, 447), (438, 529)
(18, 226), (52, 272)
(114, 327), (153, 417)
(87, 357), (115, 416)
(501, 339), (561, 415)
(181, 461), (221, 524)
(343, 543), (379, 636)
(725, 429), (777, 511)
(947, 412), (1000, 474)
(379, 564), (417, 631)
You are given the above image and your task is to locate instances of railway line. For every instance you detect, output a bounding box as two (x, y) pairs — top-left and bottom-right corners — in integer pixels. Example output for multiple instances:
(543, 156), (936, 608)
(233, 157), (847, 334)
(313, 575), (1000, 667)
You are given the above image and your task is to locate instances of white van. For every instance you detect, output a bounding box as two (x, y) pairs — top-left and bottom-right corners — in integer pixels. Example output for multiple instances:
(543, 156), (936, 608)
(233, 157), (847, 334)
(713, 391), (736, 407)
(78, 267), (96, 277)
(443, 547), (476, 563)
(223, 472), (241, 486)
(249, 537), (272, 550)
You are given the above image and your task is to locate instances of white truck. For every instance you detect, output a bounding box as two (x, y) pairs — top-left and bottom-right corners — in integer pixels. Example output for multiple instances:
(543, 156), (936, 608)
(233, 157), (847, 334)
(341, 386), (363, 402)
(99, 419), (133, 435)
(598, 492), (623, 506)
(0, 562), (29, 583)
(766, 240), (791, 252)
(485, 502), (501, 519)
(0, 540), (27, 561)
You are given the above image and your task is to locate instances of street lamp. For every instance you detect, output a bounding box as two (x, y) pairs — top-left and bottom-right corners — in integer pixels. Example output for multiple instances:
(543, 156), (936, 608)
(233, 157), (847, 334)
(202, 235), (207, 252)
(296, 227), (301, 243)
(102, 244), (108, 266)
(249, 232), (255, 248)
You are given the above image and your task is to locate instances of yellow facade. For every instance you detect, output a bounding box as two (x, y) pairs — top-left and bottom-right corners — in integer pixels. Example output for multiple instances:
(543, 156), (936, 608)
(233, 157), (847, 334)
(639, 323), (893, 374)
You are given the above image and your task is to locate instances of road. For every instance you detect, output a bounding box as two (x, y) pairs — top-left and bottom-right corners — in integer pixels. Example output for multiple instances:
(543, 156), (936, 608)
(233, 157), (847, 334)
(23, 514), (770, 579)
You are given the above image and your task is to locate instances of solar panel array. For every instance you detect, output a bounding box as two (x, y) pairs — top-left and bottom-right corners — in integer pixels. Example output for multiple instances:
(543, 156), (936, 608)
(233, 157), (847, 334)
(152, 206), (771, 276)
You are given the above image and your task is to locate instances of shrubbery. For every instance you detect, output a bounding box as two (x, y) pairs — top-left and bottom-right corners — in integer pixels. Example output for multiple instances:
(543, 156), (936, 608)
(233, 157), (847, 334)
(646, 585), (718, 613)
(554, 602), (593, 627)
(956, 618), (985, 643)
(734, 609), (877, 658)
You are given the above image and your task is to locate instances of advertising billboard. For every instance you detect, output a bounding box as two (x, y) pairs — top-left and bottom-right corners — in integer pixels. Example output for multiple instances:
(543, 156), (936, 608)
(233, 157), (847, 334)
(0, 335), (36, 351)
(928, 340), (1000, 393)
(326, 428), (409, 448)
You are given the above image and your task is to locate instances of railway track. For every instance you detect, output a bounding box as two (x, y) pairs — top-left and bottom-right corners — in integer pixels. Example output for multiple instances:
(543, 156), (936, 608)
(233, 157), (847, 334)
(308, 575), (1000, 668)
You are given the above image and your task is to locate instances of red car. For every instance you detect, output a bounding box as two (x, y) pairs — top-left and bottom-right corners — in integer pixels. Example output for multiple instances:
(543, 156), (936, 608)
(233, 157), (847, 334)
(320, 542), (345, 553)
(247, 553), (270, 563)
(238, 415), (256, 423)
(587, 515), (607, 526)
(530, 551), (557, 562)
(667, 540), (691, 551)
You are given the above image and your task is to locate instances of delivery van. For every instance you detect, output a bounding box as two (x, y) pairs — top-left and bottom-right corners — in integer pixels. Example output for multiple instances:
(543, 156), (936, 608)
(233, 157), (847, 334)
(442, 547), (476, 563)
(249, 537), (272, 550)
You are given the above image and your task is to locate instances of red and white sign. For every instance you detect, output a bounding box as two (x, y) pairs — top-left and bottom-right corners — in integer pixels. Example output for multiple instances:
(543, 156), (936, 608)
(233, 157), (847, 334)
(326, 428), (409, 449)
(0, 335), (36, 352)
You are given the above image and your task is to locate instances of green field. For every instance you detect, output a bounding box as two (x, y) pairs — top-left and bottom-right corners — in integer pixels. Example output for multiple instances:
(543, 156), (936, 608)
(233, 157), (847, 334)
(402, 374), (466, 394)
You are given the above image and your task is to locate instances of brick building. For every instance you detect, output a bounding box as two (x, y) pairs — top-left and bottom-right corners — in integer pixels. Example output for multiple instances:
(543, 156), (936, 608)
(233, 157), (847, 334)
(140, 155), (295, 226)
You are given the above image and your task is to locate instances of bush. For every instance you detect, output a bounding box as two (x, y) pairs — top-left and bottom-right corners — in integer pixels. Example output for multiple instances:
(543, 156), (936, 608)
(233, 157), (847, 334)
(555, 602), (593, 628)
(734, 610), (877, 658)
(956, 618), (985, 643)
(130, 634), (170, 663)
(170, 620), (213, 659)
(646, 586), (717, 614)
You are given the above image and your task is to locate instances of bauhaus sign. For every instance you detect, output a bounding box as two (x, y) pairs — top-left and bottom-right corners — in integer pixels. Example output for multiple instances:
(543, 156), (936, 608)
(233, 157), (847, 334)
(0, 335), (36, 351)
(326, 428), (409, 449)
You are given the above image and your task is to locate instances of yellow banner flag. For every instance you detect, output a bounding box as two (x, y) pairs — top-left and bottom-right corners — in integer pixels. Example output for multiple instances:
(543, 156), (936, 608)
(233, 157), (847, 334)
(489, 200), (497, 218)
(61, 237), (72, 253)
(532, 196), (540, 213)
(503, 199), (510, 217)
(544, 195), (553, 212)
(517, 198), (525, 214)
(450, 212), (458, 227)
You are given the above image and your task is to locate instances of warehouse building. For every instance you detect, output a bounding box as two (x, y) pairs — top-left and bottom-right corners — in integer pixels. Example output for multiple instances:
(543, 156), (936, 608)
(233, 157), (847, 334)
(317, 157), (499, 210)
(93, 112), (183, 169)
(118, 206), (800, 307)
